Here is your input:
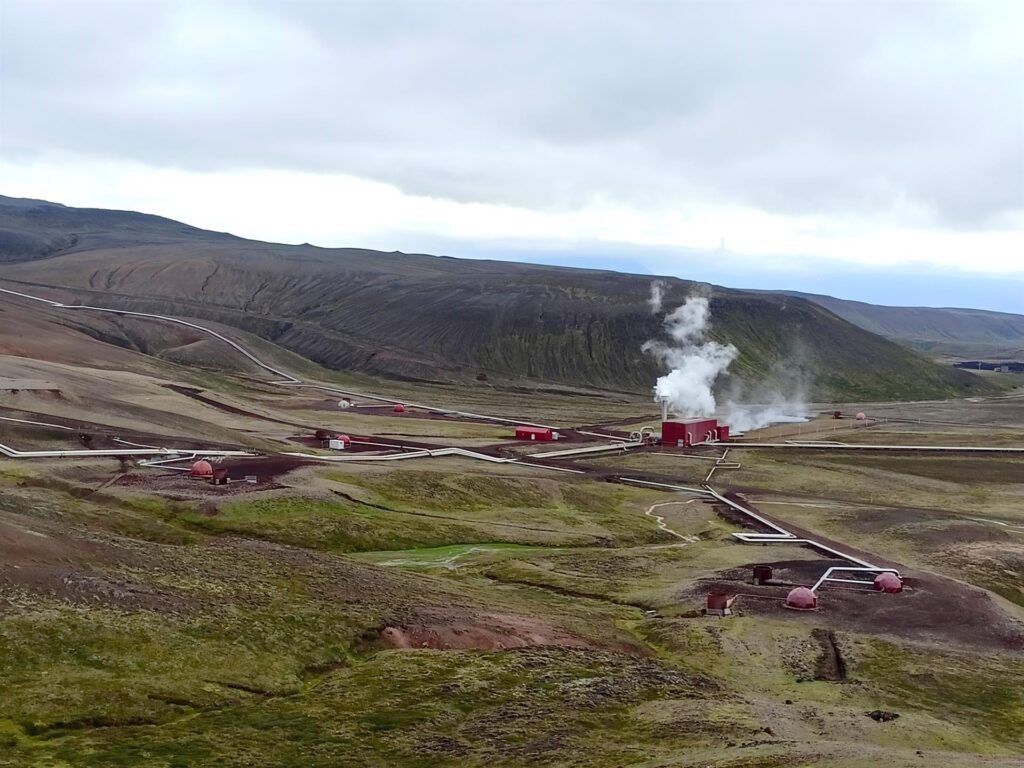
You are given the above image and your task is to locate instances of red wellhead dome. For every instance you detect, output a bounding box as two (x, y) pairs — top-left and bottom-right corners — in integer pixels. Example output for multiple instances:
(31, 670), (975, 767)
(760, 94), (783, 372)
(335, 434), (351, 444)
(874, 572), (903, 593)
(393, 404), (406, 413)
(786, 587), (818, 610)
(190, 460), (214, 477)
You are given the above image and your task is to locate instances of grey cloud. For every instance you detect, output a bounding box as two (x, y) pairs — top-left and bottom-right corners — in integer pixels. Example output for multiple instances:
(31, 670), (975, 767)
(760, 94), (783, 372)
(1, 0), (1021, 225)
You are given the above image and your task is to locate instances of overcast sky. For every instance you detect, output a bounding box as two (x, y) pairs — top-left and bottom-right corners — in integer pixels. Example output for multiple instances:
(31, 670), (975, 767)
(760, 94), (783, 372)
(1, 0), (1022, 311)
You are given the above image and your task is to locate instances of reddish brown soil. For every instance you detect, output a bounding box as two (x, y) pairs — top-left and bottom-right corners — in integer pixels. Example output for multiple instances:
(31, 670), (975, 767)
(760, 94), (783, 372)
(375, 610), (613, 652)
(111, 472), (284, 497)
(697, 557), (1023, 651)
(0, 511), (190, 612)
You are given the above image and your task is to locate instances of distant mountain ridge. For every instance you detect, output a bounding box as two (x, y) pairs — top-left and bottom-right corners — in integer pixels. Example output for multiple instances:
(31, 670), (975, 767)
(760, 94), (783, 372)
(0, 195), (997, 400)
(777, 291), (1024, 359)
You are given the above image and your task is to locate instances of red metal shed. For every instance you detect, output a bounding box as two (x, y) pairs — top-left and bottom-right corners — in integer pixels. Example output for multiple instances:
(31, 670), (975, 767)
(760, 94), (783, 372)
(515, 426), (555, 441)
(661, 418), (719, 447)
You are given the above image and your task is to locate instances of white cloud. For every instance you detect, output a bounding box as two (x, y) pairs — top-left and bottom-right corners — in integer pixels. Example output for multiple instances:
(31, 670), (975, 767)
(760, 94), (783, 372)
(2, 158), (1020, 276)
(0, 0), (1021, 296)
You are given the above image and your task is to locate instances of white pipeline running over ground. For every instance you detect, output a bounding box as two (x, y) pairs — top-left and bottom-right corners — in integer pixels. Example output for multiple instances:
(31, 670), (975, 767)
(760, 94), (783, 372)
(281, 446), (587, 474)
(729, 441), (1024, 453)
(0, 442), (253, 460)
(705, 487), (901, 591)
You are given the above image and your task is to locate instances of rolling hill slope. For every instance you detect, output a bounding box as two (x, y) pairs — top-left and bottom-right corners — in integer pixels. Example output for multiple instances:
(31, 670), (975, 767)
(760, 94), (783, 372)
(780, 291), (1024, 360)
(0, 195), (994, 400)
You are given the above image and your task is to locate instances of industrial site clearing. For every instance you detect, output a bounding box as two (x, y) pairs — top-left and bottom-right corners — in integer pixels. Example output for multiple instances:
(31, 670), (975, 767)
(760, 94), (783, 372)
(1, 274), (1022, 768)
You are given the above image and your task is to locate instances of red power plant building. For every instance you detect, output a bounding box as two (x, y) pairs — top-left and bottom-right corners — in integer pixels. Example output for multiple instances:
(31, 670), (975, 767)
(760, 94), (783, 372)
(661, 418), (729, 447)
(515, 426), (557, 441)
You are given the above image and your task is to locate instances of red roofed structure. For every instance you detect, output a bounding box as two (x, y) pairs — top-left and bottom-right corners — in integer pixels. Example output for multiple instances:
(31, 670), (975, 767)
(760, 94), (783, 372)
(661, 418), (726, 447)
(515, 426), (556, 441)
(873, 572), (903, 593)
(190, 460), (214, 478)
(786, 587), (818, 610)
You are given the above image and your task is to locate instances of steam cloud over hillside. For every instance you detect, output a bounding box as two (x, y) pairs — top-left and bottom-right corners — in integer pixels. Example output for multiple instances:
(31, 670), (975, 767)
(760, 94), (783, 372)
(644, 285), (808, 430)
(642, 293), (738, 418)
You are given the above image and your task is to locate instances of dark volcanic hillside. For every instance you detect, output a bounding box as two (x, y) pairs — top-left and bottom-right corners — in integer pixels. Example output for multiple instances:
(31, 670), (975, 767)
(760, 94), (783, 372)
(779, 291), (1024, 360)
(0, 195), (992, 399)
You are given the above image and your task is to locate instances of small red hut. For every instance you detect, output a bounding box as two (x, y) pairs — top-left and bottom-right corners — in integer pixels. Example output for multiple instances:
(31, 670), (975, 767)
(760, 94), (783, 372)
(515, 426), (556, 441)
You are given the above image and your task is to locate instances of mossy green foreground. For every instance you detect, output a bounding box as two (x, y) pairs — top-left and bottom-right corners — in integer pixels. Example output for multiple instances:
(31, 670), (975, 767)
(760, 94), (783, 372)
(1, 450), (1022, 767)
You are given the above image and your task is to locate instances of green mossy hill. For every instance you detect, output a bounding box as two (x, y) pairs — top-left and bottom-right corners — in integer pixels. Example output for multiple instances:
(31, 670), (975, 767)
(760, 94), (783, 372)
(183, 473), (667, 553)
(857, 639), (1024, 751)
(1, 648), (721, 768)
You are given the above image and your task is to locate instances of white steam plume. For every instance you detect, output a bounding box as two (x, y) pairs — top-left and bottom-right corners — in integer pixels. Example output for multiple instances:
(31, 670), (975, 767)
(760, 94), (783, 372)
(644, 284), (809, 429)
(648, 280), (667, 313)
(719, 393), (808, 432)
(720, 352), (810, 430)
(642, 294), (737, 418)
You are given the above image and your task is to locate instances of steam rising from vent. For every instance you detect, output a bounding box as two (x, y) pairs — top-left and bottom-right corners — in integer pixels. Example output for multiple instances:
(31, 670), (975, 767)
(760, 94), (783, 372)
(719, 393), (808, 432)
(642, 294), (737, 418)
(643, 283), (808, 428)
(648, 280), (667, 313)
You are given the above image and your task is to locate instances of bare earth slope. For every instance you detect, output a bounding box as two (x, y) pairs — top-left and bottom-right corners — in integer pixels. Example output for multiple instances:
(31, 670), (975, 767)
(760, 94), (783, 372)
(0, 195), (992, 400)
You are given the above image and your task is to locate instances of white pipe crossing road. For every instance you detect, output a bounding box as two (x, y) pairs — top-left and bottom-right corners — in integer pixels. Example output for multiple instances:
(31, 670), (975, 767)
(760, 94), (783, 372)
(728, 441), (1024, 453)
(705, 486), (889, 575)
(0, 442), (253, 460)
(281, 446), (587, 474)
(527, 440), (645, 459)
(0, 415), (75, 431)
(810, 566), (900, 593)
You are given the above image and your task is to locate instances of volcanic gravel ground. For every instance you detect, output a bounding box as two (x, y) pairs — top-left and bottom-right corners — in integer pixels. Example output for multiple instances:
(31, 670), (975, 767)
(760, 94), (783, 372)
(0, 405), (244, 452)
(695, 494), (1024, 651)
